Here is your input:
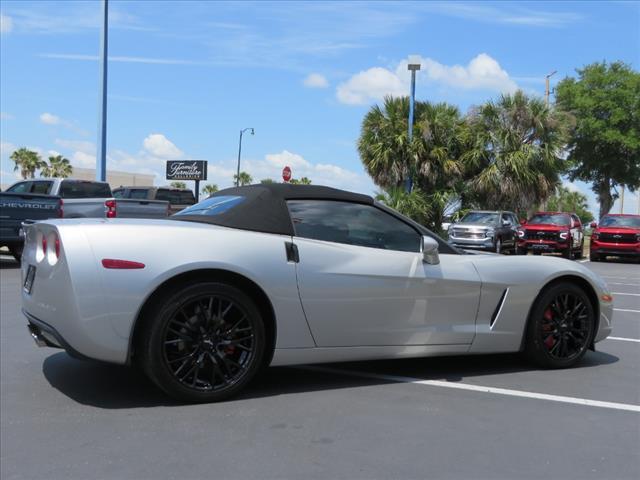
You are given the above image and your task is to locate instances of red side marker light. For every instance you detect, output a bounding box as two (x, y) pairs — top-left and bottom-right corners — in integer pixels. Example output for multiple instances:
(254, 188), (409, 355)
(101, 259), (145, 269)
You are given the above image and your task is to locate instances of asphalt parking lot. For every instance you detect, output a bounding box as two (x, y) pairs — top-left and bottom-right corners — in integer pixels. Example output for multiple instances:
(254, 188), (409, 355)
(1, 254), (638, 480)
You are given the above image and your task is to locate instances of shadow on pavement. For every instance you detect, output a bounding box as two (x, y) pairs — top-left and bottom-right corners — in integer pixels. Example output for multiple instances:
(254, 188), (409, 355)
(0, 257), (20, 269)
(42, 349), (619, 409)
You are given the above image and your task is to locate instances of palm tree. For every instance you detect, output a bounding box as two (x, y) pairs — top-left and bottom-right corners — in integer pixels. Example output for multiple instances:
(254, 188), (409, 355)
(234, 171), (253, 186)
(463, 91), (570, 214)
(41, 155), (73, 178)
(545, 186), (594, 223)
(201, 184), (218, 196)
(170, 181), (187, 189)
(358, 97), (469, 231)
(10, 148), (46, 179)
(375, 187), (429, 225)
(260, 178), (276, 184)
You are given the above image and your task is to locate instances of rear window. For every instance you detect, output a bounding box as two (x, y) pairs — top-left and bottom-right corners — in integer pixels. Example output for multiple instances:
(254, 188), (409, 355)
(528, 213), (571, 226)
(156, 189), (195, 205)
(112, 189), (125, 198)
(174, 195), (245, 216)
(59, 181), (112, 199)
(129, 189), (150, 199)
(30, 181), (53, 194)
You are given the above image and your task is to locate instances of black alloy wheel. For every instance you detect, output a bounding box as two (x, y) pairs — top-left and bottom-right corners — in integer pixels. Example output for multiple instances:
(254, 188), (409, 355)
(525, 283), (595, 368)
(141, 282), (265, 402)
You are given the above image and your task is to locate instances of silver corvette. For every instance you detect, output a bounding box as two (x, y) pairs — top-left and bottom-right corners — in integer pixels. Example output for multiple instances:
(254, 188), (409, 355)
(21, 184), (613, 402)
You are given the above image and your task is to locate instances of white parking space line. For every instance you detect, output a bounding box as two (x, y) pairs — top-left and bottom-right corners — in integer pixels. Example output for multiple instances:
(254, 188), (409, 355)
(608, 336), (640, 343)
(608, 282), (640, 287)
(578, 259), (589, 263)
(299, 366), (640, 413)
(614, 308), (640, 314)
(612, 292), (640, 297)
(602, 276), (640, 281)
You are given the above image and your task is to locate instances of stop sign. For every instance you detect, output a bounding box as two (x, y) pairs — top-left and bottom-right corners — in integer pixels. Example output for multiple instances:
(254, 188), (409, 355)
(282, 166), (292, 182)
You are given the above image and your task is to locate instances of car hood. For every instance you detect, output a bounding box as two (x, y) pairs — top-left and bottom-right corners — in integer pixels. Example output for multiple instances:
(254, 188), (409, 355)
(451, 223), (495, 230)
(595, 227), (640, 234)
(523, 223), (566, 231)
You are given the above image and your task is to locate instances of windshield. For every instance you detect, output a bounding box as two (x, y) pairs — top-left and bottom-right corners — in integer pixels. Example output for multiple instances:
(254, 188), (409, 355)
(528, 214), (571, 226)
(459, 212), (498, 225)
(173, 195), (245, 216)
(599, 215), (640, 228)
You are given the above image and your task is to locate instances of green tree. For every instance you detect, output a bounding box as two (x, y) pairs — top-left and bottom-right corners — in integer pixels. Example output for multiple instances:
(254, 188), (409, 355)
(375, 187), (430, 225)
(234, 171), (253, 186)
(41, 155), (73, 178)
(555, 61), (640, 218)
(10, 148), (46, 179)
(464, 90), (570, 214)
(201, 184), (218, 196)
(260, 178), (276, 184)
(358, 97), (469, 230)
(545, 186), (594, 223)
(290, 177), (312, 185)
(170, 181), (187, 189)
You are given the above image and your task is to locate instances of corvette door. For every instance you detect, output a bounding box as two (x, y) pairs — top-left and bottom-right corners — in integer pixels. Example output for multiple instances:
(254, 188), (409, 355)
(288, 200), (482, 347)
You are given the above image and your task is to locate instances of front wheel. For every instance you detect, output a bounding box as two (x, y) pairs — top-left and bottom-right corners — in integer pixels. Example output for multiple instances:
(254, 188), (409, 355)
(524, 283), (595, 368)
(494, 237), (502, 254)
(139, 282), (266, 403)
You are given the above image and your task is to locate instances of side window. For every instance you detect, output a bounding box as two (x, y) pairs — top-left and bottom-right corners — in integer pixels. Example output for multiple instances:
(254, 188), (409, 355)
(129, 189), (149, 199)
(572, 214), (581, 227)
(7, 182), (31, 193)
(155, 189), (171, 202)
(501, 213), (510, 225)
(112, 189), (126, 198)
(287, 200), (421, 253)
(30, 181), (53, 194)
(509, 214), (519, 225)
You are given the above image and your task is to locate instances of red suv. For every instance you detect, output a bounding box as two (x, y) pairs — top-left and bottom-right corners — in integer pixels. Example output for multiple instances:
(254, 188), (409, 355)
(517, 212), (584, 259)
(590, 214), (640, 262)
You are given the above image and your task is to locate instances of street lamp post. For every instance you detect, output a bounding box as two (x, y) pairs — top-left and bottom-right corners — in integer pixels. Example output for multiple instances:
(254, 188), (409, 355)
(406, 56), (421, 193)
(96, 0), (108, 182)
(236, 128), (254, 187)
(545, 70), (557, 107)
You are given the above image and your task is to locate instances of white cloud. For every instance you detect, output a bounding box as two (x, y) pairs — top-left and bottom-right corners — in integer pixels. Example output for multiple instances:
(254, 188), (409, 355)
(1, 141), (17, 158)
(143, 134), (184, 158)
(0, 14), (12, 34)
(0, 112), (14, 120)
(303, 73), (329, 88)
(40, 112), (61, 125)
(336, 53), (518, 105)
(55, 139), (95, 155)
(336, 67), (407, 105)
(265, 150), (311, 169)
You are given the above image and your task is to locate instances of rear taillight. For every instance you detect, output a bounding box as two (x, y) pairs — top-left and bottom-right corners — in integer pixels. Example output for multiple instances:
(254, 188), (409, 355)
(54, 235), (60, 259)
(105, 199), (117, 218)
(58, 199), (64, 218)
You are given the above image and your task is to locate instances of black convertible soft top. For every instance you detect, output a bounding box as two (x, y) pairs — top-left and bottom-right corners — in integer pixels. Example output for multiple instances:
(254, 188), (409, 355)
(173, 183), (374, 236)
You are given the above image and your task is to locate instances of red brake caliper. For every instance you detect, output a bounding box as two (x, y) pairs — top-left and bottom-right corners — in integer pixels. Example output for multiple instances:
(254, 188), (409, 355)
(543, 308), (555, 349)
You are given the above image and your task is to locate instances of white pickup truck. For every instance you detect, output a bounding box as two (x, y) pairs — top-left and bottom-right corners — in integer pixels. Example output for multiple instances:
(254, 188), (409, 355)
(4, 178), (169, 219)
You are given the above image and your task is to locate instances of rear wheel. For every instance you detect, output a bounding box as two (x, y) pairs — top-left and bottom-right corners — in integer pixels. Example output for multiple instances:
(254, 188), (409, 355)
(140, 282), (265, 403)
(524, 283), (595, 369)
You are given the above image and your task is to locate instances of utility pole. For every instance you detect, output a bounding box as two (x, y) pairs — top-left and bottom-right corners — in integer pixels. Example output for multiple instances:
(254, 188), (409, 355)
(235, 128), (254, 187)
(96, 0), (108, 182)
(545, 70), (557, 107)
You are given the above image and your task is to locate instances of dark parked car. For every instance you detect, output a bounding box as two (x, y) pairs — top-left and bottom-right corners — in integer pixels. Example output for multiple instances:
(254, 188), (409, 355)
(590, 214), (640, 262)
(447, 210), (519, 254)
(517, 212), (584, 259)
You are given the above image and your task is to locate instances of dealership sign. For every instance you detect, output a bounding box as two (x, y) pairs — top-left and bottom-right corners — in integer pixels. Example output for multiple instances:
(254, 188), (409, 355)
(166, 161), (208, 181)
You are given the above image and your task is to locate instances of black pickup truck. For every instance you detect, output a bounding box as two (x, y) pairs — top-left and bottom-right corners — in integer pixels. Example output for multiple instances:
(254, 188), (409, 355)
(0, 192), (63, 261)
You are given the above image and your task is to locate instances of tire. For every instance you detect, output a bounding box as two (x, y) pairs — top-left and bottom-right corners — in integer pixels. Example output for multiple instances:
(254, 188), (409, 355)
(590, 252), (600, 262)
(8, 245), (22, 262)
(574, 240), (584, 259)
(139, 282), (266, 403)
(563, 246), (573, 260)
(524, 282), (595, 369)
(494, 237), (502, 254)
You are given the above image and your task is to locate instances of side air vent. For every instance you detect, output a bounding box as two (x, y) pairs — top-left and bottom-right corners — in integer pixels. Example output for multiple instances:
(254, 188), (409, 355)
(490, 288), (509, 329)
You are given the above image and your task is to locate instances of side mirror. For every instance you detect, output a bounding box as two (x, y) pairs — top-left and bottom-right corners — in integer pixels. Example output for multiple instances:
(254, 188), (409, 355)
(520, 219), (527, 225)
(422, 236), (440, 265)
(590, 222), (597, 228)
(502, 219), (511, 226)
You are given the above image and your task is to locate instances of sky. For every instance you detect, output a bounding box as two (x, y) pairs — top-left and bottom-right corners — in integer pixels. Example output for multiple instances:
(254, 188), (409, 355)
(1, 0), (639, 216)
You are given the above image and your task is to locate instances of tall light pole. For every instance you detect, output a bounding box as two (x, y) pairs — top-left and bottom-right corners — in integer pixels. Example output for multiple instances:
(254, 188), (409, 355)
(96, 0), (108, 182)
(545, 70), (557, 107)
(406, 55), (421, 192)
(235, 128), (254, 186)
